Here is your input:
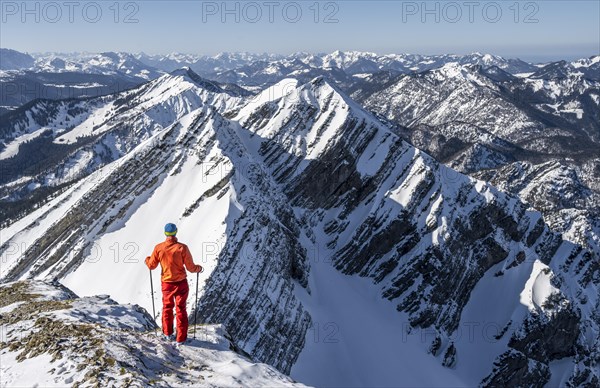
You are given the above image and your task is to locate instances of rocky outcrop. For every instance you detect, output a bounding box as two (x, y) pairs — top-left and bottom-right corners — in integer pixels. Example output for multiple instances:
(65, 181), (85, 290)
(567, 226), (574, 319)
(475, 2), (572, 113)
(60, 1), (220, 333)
(482, 349), (551, 387)
(0, 280), (308, 387)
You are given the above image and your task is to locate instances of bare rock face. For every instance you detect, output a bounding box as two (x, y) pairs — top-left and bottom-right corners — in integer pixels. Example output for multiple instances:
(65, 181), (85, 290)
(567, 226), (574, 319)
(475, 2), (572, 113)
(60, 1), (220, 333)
(482, 349), (551, 387)
(481, 307), (582, 386)
(509, 308), (580, 363)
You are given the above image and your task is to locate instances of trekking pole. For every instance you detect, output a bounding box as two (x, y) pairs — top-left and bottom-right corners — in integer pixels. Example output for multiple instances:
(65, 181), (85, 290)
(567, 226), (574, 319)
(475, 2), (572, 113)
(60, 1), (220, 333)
(193, 267), (203, 339)
(149, 269), (157, 336)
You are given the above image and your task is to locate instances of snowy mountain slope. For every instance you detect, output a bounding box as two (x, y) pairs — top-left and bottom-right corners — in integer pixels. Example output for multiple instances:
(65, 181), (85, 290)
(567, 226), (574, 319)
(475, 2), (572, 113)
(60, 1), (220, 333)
(353, 61), (599, 140)
(360, 63), (548, 143)
(0, 68), (246, 223)
(0, 280), (308, 387)
(1, 74), (599, 386)
(227, 77), (600, 385)
(531, 56), (600, 81)
(510, 74), (600, 143)
(356, 61), (600, 256)
(355, 60), (600, 169)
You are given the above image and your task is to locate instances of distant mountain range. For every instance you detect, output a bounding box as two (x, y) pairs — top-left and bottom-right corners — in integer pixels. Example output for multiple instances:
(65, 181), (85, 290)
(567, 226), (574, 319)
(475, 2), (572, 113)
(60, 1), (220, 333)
(2, 48), (598, 114)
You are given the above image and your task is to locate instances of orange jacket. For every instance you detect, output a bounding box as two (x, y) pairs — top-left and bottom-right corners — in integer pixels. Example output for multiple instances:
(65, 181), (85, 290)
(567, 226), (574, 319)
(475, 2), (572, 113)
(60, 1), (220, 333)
(145, 236), (202, 282)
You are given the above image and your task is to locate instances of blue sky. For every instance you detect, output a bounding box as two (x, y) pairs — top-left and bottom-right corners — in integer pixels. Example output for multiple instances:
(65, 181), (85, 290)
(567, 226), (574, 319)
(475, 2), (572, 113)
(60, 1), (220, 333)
(1, 0), (598, 61)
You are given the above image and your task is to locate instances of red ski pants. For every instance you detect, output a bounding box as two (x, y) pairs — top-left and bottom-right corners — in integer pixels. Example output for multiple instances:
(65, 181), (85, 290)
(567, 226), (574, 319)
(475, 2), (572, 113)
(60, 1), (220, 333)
(161, 279), (189, 342)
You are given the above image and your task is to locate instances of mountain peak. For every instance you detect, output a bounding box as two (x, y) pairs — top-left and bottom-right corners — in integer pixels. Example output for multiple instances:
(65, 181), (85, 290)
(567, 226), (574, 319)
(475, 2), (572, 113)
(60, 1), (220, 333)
(168, 67), (226, 93)
(169, 66), (194, 77)
(301, 75), (354, 104)
(434, 61), (469, 78)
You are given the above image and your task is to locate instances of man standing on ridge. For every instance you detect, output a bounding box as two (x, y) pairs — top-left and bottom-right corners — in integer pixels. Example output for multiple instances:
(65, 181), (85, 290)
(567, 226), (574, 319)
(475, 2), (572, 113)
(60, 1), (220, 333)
(145, 223), (202, 344)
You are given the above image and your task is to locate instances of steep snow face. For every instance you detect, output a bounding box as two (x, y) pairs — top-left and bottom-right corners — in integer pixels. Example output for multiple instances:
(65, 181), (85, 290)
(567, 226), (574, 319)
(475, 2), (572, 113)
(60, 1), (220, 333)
(291, 254), (466, 388)
(1, 75), (599, 386)
(0, 280), (308, 388)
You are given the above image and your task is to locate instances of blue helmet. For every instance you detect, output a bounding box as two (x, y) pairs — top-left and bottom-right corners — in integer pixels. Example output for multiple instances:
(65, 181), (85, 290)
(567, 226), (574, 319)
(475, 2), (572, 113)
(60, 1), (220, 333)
(164, 223), (177, 236)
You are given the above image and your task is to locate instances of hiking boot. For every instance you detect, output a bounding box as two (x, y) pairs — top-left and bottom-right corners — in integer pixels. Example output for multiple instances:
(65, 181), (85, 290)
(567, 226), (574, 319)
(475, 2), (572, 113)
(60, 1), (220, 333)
(163, 334), (175, 341)
(175, 338), (190, 347)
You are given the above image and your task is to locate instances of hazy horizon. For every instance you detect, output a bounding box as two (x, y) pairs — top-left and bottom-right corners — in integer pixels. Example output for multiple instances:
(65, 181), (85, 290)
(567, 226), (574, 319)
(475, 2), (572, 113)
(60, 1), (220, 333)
(1, 1), (597, 64)
(2, 46), (597, 64)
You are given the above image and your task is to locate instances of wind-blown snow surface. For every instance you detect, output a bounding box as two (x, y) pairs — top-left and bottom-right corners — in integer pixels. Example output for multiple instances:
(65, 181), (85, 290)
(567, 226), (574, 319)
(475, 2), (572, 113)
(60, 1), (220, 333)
(1, 74), (599, 386)
(0, 280), (307, 387)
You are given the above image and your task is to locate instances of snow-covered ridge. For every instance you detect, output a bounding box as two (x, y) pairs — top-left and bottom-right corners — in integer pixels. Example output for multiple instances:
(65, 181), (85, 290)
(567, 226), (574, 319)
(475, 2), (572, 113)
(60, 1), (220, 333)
(52, 68), (242, 145)
(0, 68), (245, 197)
